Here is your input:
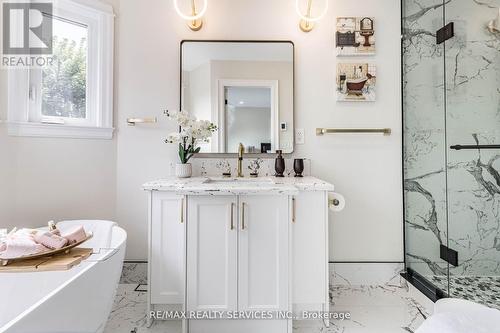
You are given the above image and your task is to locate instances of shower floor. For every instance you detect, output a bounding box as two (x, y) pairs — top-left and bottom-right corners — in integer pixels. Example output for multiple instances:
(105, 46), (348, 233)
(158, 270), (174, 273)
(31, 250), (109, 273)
(430, 276), (500, 310)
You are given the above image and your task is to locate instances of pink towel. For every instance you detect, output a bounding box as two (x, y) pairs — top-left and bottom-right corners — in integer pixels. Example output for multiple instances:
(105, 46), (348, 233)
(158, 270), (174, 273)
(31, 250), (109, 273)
(50, 229), (61, 236)
(34, 231), (68, 250)
(0, 237), (48, 259)
(62, 226), (87, 244)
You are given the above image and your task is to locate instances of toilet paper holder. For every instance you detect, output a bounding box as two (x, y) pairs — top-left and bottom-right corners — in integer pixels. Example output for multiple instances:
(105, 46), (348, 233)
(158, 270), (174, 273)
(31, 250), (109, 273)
(329, 198), (341, 207)
(328, 192), (345, 212)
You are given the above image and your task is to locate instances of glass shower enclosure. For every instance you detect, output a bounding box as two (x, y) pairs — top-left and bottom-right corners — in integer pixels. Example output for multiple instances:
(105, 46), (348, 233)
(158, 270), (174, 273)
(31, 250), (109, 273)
(402, 0), (500, 308)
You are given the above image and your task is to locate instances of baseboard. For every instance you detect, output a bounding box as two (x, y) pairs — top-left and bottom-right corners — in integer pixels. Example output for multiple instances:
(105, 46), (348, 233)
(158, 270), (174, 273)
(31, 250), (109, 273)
(329, 261), (405, 264)
(331, 262), (405, 286)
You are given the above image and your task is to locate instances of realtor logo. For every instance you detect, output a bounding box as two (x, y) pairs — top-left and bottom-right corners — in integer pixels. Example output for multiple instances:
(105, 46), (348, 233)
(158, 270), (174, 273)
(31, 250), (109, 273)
(2, 2), (53, 55)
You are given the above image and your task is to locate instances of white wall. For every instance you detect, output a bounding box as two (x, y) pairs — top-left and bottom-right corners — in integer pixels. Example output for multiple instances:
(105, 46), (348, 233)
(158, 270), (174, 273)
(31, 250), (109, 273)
(0, 58), (11, 225)
(0, 0), (118, 231)
(1, 0), (402, 262)
(115, 0), (403, 261)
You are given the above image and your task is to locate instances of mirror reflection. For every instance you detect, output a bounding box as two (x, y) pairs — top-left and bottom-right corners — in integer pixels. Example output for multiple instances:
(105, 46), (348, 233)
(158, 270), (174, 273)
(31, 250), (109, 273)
(181, 41), (294, 154)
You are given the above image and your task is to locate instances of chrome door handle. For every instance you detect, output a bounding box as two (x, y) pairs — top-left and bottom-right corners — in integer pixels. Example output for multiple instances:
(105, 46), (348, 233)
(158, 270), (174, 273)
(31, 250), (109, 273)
(292, 197), (296, 223)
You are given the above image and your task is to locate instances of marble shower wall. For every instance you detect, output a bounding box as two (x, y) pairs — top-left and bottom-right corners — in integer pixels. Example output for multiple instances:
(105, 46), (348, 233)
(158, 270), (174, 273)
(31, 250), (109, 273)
(444, 0), (500, 278)
(403, 0), (500, 281)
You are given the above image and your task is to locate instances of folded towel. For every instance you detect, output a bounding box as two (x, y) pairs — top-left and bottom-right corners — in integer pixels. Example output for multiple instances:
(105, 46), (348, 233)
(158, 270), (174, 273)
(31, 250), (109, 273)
(0, 237), (48, 259)
(62, 226), (87, 244)
(57, 220), (115, 249)
(13, 228), (38, 237)
(51, 229), (61, 236)
(34, 231), (68, 250)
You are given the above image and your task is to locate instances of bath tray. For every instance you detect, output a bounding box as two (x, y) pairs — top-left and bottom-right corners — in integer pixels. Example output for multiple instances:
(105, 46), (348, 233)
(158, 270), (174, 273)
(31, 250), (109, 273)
(0, 248), (93, 272)
(0, 233), (93, 266)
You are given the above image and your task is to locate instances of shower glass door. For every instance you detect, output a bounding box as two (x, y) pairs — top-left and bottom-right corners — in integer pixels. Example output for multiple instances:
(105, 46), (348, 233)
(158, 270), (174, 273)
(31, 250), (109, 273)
(444, 1), (500, 306)
(404, 0), (500, 306)
(403, 0), (450, 293)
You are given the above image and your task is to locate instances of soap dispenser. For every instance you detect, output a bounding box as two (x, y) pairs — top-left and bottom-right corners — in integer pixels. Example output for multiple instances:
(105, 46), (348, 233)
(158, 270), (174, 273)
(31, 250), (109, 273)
(274, 150), (285, 177)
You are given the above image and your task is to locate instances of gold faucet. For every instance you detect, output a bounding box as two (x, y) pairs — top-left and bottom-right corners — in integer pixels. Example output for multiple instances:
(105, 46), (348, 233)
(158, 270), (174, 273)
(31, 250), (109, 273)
(237, 143), (244, 177)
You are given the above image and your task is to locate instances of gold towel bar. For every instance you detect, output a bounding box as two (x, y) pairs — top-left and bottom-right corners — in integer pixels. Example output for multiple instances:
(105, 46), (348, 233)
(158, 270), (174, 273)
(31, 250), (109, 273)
(316, 128), (391, 136)
(127, 117), (158, 126)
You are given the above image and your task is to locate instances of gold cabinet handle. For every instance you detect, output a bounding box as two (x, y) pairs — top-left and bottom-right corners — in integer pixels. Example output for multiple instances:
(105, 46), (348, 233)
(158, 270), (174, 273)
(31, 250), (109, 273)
(230, 203), (234, 230)
(292, 197), (296, 223)
(180, 197), (184, 224)
(241, 202), (246, 230)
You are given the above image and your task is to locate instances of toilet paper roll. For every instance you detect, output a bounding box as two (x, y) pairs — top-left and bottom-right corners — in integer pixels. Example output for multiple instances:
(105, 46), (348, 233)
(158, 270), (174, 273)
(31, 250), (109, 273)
(328, 192), (346, 212)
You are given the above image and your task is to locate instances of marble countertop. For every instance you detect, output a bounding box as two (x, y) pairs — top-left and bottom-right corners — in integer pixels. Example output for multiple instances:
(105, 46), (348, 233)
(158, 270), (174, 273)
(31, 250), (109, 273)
(143, 176), (334, 195)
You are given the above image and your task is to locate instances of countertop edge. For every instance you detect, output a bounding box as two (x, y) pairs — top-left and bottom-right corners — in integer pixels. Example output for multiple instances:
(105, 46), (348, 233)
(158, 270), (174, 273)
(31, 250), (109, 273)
(142, 176), (334, 194)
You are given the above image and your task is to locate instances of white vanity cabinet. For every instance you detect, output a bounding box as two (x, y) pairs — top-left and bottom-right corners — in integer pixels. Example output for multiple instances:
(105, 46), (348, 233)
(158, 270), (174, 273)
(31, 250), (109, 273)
(149, 192), (185, 306)
(185, 195), (238, 313)
(237, 195), (289, 313)
(186, 195), (289, 314)
(291, 191), (329, 313)
(186, 194), (290, 333)
(145, 176), (334, 332)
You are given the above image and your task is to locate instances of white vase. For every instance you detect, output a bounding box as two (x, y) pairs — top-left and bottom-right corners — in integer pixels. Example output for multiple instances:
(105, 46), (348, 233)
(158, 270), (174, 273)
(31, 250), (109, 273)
(176, 163), (192, 178)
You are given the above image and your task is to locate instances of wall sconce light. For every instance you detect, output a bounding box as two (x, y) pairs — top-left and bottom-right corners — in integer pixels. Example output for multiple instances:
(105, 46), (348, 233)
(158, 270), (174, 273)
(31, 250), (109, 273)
(295, 0), (328, 32)
(174, 0), (207, 31)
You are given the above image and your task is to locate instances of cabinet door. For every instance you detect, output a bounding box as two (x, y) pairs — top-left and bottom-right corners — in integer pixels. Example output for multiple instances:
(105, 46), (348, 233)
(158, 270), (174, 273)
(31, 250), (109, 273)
(186, 195), (237, 312)
(150, 192), (185, 304)
(238, 195), (289, 312)
(292, 191), (328, 313)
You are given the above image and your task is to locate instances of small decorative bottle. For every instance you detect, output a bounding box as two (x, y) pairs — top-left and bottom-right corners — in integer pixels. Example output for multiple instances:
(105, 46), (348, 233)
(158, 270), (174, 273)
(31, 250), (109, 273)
(274, 150), (285, 177)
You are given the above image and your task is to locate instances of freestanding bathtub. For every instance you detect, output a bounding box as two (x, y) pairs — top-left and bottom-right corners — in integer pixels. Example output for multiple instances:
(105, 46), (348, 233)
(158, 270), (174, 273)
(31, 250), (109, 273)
(416, 298), (500, 333)
(0, 220), (126, 333)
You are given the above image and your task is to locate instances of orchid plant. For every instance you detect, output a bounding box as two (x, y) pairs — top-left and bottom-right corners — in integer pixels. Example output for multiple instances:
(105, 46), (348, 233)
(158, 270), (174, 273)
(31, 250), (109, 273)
(165, 110), (217, 164)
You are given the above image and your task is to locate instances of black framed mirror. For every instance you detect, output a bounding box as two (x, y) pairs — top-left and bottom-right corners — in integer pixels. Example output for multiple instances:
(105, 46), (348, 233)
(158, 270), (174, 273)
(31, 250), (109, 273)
(180, 40), (294, 156)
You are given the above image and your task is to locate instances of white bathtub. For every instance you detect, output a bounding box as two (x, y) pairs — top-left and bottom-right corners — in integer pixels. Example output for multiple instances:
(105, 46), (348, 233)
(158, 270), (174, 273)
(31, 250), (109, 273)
(0, 220), (126, 333)
(416, 298), (500, 333)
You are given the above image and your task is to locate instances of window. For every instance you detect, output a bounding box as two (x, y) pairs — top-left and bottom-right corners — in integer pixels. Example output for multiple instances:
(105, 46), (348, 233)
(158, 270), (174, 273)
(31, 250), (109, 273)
(7, 0), (114, 139)
(31, 16), (89, 124)
(41, 18), (88, 121)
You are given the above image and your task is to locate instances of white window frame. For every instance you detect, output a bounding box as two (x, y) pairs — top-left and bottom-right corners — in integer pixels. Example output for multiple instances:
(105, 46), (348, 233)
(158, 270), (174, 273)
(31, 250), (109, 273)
(7, 0), (114, 139)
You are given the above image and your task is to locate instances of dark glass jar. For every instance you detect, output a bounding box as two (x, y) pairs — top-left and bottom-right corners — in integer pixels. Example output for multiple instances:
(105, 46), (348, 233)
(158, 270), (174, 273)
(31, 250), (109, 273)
(275, 150), (285, 177)
(293, 159), (304, 177)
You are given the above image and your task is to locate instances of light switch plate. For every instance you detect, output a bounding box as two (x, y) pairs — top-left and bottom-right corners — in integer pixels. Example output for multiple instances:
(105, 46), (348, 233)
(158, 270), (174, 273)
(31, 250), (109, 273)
(295, 128), (305, 145)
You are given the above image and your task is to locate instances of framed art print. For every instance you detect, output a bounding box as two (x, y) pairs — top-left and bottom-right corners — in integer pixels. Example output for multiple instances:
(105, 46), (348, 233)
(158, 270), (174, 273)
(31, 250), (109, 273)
(336, 17), (376, 56)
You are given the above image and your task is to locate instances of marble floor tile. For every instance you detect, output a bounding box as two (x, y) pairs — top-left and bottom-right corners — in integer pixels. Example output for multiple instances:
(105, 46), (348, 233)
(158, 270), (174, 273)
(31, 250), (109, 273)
(104, 284), (179, 333)
(322, 281), (432, 333)
(105, 281), (434, 333)
(120, 263), (147, 285)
